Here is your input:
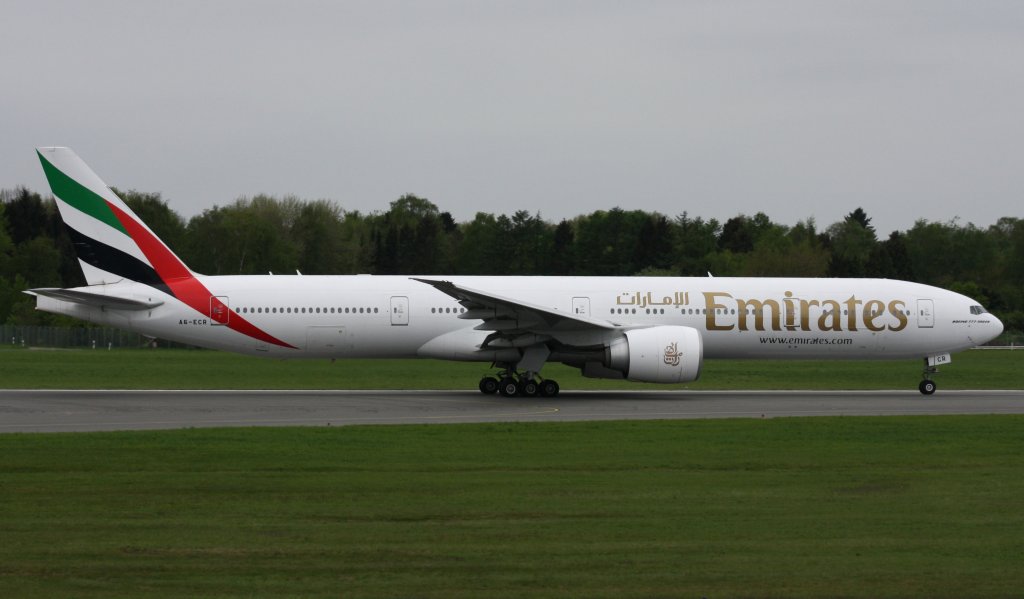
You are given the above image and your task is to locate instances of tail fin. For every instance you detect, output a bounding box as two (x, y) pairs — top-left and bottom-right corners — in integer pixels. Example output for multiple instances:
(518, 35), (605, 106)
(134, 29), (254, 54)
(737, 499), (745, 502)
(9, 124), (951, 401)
(35, 147), (297, 350)
(36, 147), (192, 290)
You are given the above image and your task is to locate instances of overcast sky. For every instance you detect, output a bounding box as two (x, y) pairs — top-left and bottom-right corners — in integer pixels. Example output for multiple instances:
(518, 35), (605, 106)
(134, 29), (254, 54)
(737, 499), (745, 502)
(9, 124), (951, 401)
(2, 1), (1022, 235)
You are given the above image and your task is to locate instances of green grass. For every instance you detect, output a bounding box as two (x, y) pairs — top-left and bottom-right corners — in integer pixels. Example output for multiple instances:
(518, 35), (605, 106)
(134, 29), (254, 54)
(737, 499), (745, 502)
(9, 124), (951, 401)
(1, 417), (1022, 597)
(0, 346), (1020, 390)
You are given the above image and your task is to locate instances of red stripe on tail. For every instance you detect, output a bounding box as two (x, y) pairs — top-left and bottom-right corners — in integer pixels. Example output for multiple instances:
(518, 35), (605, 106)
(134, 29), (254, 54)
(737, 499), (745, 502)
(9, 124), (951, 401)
(107, 201), (297, 349)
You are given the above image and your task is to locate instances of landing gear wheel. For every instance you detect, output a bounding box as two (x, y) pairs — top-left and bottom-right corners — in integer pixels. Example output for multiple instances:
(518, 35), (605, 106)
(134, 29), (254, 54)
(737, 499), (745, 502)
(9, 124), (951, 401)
(498, 377), (520, 397)
(521, 379), (539, 397)
(919, 380), (937, 395)
(539, 379), (560, 397)
(479, 376), (499, 395)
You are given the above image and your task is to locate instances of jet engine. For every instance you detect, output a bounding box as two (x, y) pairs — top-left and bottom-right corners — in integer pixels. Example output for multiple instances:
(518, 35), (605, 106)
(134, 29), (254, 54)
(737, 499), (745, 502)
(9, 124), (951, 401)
(586, 326), (703, 383)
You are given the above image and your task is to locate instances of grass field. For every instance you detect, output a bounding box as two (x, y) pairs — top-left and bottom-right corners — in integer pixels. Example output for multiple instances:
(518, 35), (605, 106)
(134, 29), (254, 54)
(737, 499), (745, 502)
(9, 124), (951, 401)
(2, 348), (1020, 596)
(0, 346), (1020, 390)
(1, 417), (1022, 597)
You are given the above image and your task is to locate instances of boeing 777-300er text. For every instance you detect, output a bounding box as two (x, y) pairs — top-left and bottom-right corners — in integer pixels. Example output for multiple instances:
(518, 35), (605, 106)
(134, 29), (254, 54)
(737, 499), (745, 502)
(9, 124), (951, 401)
(27, 147), (1004, 396)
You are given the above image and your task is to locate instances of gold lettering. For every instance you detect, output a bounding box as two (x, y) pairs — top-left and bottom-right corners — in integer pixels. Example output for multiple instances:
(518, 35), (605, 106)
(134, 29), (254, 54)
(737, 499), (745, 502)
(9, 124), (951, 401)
(736, 298), (780, 331)
(799, 299), (820, 331)
(888, 300), (908, 331)
(818, 300), (842, 331)
(844, 296), (862, 331)
(692, 292), (909, 334)
(703, 292), (734, 331)
(783, 291), (797, 330)
(863, 299), (885, 332)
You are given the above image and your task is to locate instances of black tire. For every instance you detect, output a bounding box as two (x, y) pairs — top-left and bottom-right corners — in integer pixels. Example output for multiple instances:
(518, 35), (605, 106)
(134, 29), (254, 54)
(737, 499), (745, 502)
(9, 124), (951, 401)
(479, 377), (499, 395)
(539, 380), (560, 397)
(919, 380), (937, 395)
(499, 377), (519, 397)
(521, 380), (539, 397)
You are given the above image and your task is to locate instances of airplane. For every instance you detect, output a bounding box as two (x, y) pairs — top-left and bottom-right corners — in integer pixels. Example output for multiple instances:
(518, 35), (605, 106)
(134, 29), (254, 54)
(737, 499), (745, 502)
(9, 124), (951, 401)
(27, 147), (1004, 396)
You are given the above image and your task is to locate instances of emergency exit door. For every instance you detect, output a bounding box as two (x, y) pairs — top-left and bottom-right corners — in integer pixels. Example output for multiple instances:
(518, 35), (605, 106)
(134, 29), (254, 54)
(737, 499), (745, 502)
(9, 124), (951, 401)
(572, 297), (590, 318)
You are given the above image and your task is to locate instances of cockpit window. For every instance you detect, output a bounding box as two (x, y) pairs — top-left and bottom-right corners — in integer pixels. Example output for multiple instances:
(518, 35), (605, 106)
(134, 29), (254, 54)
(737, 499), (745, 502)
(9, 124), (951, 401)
(969, 305), (987, 315)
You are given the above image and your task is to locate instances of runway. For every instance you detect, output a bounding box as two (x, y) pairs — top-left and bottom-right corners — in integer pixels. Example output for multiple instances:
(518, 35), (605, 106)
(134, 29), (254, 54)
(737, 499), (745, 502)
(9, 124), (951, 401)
(1, 389), (1023, 432)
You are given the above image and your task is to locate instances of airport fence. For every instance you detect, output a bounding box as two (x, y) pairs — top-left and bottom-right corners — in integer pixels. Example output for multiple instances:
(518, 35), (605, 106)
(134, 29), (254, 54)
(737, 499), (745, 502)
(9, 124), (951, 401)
(0, 325), (196, 350)
(982, 331), (1024, 349)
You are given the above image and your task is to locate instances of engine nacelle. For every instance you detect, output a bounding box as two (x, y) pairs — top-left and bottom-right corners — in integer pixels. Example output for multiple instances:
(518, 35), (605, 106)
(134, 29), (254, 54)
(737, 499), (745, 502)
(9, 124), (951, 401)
(604, 326), (703, 383)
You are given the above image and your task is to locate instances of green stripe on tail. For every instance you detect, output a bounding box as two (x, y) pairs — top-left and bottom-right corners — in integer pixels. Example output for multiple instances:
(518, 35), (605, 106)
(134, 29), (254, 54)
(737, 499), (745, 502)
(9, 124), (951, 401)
(37, 150), (127, 235)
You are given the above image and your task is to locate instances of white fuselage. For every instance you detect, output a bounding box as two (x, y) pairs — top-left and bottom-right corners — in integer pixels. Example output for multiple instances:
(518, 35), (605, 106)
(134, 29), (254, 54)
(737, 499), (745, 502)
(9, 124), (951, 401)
(36, 275), (1003, 362)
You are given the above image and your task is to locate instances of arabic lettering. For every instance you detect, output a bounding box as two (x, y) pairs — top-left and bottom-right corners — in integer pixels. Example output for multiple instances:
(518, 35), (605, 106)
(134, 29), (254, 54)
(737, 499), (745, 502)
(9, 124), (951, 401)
(616, 291), (690, 308)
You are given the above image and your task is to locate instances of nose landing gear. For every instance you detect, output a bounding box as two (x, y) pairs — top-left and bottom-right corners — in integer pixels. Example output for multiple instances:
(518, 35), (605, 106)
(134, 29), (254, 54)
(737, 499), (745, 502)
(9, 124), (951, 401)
(919, 358), (939, 395)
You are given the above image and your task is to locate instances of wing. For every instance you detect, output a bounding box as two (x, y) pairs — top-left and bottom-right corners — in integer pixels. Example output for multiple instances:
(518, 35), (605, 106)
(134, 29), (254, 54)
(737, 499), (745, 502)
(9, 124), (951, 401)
(412, 278), (616, 349)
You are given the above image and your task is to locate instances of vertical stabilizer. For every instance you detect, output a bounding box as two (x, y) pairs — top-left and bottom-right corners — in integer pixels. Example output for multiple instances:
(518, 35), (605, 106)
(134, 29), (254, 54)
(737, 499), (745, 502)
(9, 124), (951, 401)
(36, 147), (192, 290)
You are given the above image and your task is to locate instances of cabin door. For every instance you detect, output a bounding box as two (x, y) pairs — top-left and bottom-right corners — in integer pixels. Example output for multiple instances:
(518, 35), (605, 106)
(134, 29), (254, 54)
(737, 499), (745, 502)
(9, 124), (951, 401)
(210, 296), (230, 326)
(390, 296), (409, 326)
(917, 299), (934, 328)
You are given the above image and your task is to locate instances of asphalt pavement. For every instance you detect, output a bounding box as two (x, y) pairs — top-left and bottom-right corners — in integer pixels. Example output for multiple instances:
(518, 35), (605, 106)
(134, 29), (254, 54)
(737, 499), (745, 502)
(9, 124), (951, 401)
(1, 389), (1022, 432)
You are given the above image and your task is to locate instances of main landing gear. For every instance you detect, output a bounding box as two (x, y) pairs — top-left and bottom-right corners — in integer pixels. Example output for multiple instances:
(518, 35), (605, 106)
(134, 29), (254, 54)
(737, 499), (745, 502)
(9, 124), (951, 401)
(478, 368), (560, 397)
(919, 358), (938, 395)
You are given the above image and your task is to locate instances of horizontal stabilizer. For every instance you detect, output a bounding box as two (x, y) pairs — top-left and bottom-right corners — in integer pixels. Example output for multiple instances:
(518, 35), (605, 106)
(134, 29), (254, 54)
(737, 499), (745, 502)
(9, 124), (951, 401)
(26, 288), (164, 311)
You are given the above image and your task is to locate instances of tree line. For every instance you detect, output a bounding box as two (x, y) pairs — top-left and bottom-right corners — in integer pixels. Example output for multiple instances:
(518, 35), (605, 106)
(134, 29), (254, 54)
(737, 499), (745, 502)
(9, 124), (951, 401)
(1, 186), (1022, 335)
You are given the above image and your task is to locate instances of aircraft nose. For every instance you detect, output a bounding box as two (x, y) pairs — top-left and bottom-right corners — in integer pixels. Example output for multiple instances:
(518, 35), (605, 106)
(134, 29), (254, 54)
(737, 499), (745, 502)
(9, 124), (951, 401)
(992, 314), (1004, 339)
